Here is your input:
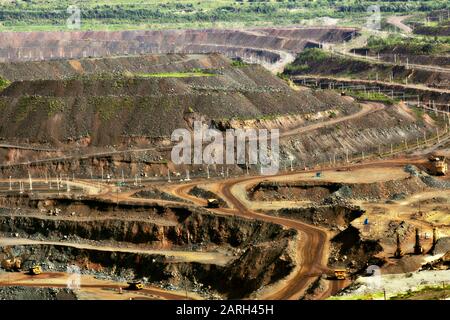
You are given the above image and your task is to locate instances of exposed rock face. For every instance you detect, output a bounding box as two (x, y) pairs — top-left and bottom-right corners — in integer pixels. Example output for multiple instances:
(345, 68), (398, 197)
(267, 205), (363, 230)
(0, 197), (297, 299)
(328, 225), (383, 272)
(0, 27), (356, 65)
(0, 54), (357, 147)
(0, 286), (77, 300)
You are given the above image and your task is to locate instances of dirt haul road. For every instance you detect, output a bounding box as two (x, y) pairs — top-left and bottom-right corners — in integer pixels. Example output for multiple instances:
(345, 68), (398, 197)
(0, 272), (194, 300)
(387, 16), (413, 34)
(163, 157), (430, 299)
(280, 102), (383, 139)
(0, 157), (430, 299)
(0, 238), (234, 266)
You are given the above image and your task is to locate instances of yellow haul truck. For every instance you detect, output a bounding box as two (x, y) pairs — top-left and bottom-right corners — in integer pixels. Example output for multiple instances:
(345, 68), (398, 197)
(29, 265), (42, 275)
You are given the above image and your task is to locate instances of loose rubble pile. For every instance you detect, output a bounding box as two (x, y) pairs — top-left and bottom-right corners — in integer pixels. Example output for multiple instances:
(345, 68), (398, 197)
(0, 286), (77, 300)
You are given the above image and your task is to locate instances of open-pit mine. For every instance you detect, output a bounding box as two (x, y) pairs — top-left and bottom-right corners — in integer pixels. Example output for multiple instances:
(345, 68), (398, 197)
(0, 16), (449, 302)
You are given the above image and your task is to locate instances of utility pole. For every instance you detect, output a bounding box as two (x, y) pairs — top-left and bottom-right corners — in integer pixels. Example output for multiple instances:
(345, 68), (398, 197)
(28, 172), (33, 191)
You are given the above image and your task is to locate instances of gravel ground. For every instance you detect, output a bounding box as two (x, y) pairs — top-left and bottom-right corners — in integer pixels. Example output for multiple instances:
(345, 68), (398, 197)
(0, 286), (77, 300)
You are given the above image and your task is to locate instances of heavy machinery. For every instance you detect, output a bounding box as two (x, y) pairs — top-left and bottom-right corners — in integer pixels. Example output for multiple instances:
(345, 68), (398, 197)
(334, 269), (347, 280)
(394, 232), (404, 258)
(414, 228), (423, 255)
(29, 265), (42, 275)
(1, 258), (22, 271)
(207, 199), (220, 208)
(127, 281), (144, 290)
(428, 156), (447, 176)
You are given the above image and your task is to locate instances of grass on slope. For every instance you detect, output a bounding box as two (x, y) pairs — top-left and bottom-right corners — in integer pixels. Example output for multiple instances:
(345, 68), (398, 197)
(366, 35), (450, 55)
(330, 284), (450, 300)
(0, 77), (10, 91)
(390, 284), (450, 300)
(284, 48), (336, 74)
(345, 90), (396, 105)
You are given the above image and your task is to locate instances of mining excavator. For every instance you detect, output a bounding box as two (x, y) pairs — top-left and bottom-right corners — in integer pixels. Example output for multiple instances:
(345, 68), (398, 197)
(127, 280), (144, 290)
(207, 199), (220, 208)
(1, 258), (22, 271)
(428, 155), (448, 176)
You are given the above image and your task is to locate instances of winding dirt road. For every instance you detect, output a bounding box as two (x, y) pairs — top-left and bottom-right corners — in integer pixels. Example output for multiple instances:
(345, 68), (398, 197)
(387, 16), (413, 34)
(163, 156), (434, 299)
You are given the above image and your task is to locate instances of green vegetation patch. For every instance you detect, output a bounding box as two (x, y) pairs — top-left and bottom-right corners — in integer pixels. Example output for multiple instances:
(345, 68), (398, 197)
(366, 35), (450, 55)
(344, 90), (396, 105)
(284, 48), (345, 74)
(0, 77), (11, 91)
(231, 58), (248, 68)
(1, 1), (449, 32)
(90, 96), (134, 121)
(390, 284), (450, 300)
